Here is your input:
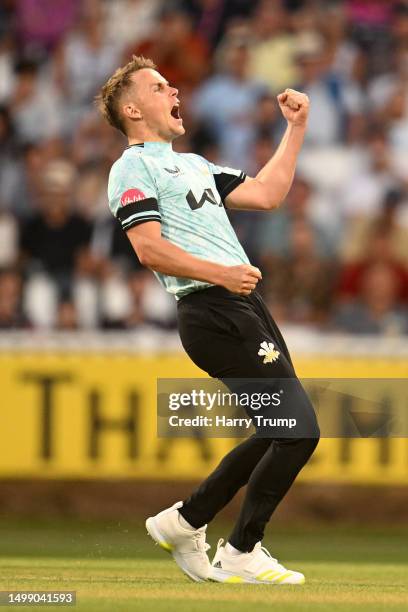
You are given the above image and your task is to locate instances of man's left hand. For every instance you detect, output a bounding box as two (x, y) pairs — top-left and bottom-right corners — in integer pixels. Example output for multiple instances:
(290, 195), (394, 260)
(277, 89), (309, 127)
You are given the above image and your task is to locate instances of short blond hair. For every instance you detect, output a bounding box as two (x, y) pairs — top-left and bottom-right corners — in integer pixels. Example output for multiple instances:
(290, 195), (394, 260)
(95, 55), (156, 135)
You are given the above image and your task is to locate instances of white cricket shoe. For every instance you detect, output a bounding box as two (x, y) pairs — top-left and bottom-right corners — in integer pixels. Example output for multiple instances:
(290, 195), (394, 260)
(145, 501), (211, 582)
(210, 539), (305, 585)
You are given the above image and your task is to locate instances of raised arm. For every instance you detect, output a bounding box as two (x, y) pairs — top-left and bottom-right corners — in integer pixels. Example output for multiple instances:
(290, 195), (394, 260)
(225, 89), (309, 211)
(126, 221), (262, 296)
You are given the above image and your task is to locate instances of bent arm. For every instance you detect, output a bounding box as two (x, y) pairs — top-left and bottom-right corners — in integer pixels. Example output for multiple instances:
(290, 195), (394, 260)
(226, 123), (306, 211)
(126, 221), (262, 295)
(127, 221), (227, 284)
(226, 89), (309, 211)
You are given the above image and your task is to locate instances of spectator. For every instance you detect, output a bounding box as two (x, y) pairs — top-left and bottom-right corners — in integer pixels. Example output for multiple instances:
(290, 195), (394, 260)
(7, 143), (50, 219)
(181, 0), (258, 50)
(258, 176), (335, 259)
(103, 0), (162, 50)
(56, 300), (78, 330)
(127, 7), (209, 90)
(262, 219), (337, 325)
(126, 271), (177, 330)
(248, 93), (282, 153)
(20, 159), (92, 298)
(0, 211), (18, 268)
(228, 132), (275, 266)
(0, 267), (28, 329)
(9, 60), (63, 145)
(321, 3), (362, 83)
(0, 29), (15, 104)
(368, 49), (407, 117)
(53, 8), (122, 130)
(383, 85), (408, 152)
(391, 2), (408, 54)
(192, 37), (267, 167)
(15, 0), (78, 57)
(333, 262), (408, 335)
(249, 0), (299, 93)
(0, 106), (20, 214)
(74, 160), (110, 222)
(337, 221), (408, 303)
(338, 131), (403, 228)
(71, 111), (125, 167)
(294, 31), (363, 146)
(345, 0), (395, 77)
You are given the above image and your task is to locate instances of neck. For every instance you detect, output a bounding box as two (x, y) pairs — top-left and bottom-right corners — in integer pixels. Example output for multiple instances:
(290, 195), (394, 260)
(127, 128), (173, 146)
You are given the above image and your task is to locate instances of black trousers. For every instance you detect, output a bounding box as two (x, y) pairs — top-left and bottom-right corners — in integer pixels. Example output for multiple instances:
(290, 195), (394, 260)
(176, 285), (320, 552)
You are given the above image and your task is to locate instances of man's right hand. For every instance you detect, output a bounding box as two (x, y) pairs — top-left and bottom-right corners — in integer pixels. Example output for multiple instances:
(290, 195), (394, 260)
(220, 264), (262, 296)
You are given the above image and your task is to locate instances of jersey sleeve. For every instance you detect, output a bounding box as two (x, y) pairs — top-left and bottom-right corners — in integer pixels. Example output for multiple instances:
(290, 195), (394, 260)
(108, 155), (161, 232)
(206, 161), (246, 203)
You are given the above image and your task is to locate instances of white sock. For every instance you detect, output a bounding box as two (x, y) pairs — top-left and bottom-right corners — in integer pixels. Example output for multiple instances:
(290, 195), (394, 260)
(225, 542), (243, 556)
(178, 512), (196, 531)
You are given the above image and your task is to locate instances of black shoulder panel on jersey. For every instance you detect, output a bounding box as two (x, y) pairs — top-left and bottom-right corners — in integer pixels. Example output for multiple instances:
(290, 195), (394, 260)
(214, 171), (246, 202)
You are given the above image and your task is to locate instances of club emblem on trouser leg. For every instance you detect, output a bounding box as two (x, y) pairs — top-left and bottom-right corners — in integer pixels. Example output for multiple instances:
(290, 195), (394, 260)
(258, 341), (280, 364)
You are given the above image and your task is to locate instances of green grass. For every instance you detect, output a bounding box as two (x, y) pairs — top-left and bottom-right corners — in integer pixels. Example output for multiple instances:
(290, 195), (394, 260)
(0, 519), (407, 611)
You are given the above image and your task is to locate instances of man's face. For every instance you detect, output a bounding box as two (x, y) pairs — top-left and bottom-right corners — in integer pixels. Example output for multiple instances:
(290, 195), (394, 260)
(124, 69), (184, 141)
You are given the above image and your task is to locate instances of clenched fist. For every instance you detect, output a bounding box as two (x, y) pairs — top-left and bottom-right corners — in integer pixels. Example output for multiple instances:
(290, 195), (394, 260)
(277, 89), (309, 127)
(221, 264), (262, 296)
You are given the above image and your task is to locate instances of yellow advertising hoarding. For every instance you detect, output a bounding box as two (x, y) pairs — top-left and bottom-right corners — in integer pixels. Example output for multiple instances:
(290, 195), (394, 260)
(0, 351), (407, 484)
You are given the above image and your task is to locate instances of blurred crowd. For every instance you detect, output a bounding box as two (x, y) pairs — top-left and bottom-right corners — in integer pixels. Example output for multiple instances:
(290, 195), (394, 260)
(0, 0), (407, 335)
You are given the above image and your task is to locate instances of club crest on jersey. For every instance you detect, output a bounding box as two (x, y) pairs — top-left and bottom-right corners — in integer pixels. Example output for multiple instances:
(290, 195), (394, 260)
(164, 165), (183, 176)
(120, 188), (146, 206)
(258, 341), (280, 364)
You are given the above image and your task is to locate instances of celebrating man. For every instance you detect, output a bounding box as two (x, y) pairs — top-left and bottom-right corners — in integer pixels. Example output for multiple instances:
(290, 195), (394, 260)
(97, 55), (319, 585)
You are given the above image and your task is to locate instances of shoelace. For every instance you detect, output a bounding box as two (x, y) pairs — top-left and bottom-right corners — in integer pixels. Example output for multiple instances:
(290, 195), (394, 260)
(259, 545), (285, 571)
(218, 538), (284, 570)
(192, 530), (211, 553)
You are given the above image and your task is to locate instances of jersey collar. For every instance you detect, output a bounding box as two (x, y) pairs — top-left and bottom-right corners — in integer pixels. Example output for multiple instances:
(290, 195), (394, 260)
(126, 141), (173, 152)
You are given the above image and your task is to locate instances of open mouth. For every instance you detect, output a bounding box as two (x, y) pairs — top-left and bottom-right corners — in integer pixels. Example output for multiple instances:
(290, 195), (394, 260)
(171, 104), (181, 120)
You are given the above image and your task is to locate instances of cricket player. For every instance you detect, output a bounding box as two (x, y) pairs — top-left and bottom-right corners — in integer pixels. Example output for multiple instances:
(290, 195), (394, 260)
(97, 56), (319, 585)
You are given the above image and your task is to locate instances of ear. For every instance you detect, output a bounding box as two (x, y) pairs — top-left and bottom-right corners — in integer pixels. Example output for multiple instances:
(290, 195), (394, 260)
(123, 102), (142, 122)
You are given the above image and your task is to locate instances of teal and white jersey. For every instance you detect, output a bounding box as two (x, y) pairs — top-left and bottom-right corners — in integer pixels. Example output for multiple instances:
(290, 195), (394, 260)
(107, 141), (250, 299)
